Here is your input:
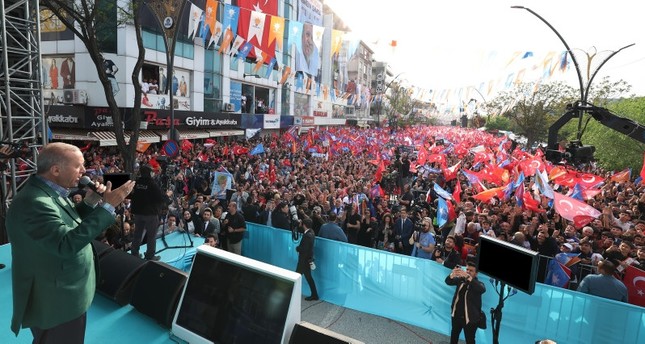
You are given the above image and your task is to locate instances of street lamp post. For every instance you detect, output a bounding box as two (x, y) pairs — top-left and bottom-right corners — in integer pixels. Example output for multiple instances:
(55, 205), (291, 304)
(511, 6), (634, 141)
(145, 0), (188, 143)
(377, 72), (405, 127)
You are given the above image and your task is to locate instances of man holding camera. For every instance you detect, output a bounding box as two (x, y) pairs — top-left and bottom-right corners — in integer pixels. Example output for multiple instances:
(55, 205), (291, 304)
(130, 165), (166, 261)
(445, 261), (486, 344)
(272, 202), (292, 230)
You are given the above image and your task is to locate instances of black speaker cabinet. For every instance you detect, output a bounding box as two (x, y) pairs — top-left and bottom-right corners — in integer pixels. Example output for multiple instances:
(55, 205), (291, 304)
(289, 321), (364, 344)
(92, 240), (114, 259)
(130, 261), (188, 328)
(96, 249), (148, 306)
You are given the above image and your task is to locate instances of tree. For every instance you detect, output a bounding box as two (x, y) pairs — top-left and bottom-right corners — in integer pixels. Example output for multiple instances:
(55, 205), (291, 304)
(41, 0), (146, 172)
(485, 81), (577, 147)
(387, 82), (415, 128)
(571, 96), (645, 171)
(484, 115), (512, 131)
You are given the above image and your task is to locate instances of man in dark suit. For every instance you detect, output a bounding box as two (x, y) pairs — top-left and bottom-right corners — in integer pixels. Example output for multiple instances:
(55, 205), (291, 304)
(445, 261), (486, 344)
(194, 207), (218, 237)
(393, 207), (414, 255)
(271, 201), (292, 230)
(296, 217), (319, 301)
(6, 142), (134, 343)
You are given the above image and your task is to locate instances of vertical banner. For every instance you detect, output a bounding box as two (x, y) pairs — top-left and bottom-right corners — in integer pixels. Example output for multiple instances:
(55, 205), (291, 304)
(296, 0), (323, 78)
(230, 81), (242, 112)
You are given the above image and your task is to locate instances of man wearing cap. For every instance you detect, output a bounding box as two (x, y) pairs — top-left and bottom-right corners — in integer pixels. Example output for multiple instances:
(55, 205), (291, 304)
(577, 259), (628, 302)
(130, 165), (166, 261)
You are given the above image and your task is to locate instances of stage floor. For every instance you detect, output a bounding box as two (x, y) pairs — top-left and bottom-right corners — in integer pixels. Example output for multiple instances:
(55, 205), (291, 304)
(0, 234), (452, 344)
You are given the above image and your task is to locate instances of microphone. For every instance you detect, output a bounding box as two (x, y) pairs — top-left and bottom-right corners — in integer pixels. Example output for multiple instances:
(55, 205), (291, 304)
(79, 176), (102, 195)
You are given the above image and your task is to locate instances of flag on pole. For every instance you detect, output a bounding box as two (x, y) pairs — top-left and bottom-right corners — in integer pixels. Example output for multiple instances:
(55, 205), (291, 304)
(250, 143), (265, 155)
(624, 265), (645, 307)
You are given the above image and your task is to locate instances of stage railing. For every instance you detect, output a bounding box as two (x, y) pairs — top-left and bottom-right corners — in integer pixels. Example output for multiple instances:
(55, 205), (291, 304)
(242, 223), (645, 344)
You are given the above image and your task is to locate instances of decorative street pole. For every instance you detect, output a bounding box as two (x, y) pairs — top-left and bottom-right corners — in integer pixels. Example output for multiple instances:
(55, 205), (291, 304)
(511, 6), (634, 141)
(377, 72), (405, 128)
(145, 0), (188, 142)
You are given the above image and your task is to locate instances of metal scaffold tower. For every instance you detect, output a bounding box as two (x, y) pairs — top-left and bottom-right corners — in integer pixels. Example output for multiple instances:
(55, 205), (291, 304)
(0, 0), (47, 243)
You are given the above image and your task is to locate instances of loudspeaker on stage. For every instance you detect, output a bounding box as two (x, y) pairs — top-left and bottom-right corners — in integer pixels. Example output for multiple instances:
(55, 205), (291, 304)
(96, 249), (148, 306)
(289, 321), (364, 344)
(130, 261), (188, 328)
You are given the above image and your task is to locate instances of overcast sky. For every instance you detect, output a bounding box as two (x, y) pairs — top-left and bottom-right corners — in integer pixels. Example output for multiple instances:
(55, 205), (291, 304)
(325, 0), (645, 101)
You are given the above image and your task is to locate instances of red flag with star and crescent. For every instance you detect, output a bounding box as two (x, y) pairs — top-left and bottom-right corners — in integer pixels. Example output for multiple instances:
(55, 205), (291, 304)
(553, 192), (601, 228)
(624, 265), (645, 307)
(237, 0), (278, 60)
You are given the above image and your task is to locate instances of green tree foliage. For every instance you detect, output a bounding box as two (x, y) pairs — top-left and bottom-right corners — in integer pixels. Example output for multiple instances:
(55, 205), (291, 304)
(556, 78), (641, 171)
(577, 97), (645, 171)
(484, 81), (577, 147)
(41, 0), (146, 172)
(484, 115), (512, 131)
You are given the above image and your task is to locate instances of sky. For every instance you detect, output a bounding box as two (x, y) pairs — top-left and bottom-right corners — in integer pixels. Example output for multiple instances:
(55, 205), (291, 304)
(325, 0), (645, 103)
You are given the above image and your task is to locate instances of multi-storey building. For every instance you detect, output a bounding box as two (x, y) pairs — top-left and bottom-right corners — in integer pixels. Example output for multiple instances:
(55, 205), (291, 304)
(40, 0), (377, 146)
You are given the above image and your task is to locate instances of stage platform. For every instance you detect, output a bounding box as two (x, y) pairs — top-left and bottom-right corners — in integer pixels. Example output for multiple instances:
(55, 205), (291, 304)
(0, 231), (452, 344)
(2, 225), (643, 344)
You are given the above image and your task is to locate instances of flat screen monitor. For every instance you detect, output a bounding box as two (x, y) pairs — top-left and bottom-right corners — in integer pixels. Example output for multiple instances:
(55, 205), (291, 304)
(172, 246), (302, 344)
(103, 173), (131, 189)
(476, 235), (539, 295)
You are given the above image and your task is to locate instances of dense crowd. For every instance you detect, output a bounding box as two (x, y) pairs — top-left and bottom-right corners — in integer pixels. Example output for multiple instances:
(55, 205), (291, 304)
(72, 125), (644, 304)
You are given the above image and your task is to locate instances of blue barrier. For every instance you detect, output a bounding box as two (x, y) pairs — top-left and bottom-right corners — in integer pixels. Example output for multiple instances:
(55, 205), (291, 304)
(243, 223), (645, 344)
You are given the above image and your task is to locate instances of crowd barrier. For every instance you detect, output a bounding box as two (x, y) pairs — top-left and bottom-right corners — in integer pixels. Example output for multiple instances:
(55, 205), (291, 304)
(243, 223), (645, 344)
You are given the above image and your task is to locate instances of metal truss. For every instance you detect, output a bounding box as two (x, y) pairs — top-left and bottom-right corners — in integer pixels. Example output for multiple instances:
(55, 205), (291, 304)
(0, 0), (46, 242)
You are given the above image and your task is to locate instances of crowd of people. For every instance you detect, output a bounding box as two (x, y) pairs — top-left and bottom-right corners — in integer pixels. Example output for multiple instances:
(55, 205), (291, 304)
(7, 124), (645, 343)
(74, 125), (645, 305)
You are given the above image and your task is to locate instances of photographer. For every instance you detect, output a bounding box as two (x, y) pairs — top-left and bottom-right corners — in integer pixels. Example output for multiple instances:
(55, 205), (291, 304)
(411, 217), (436, 259)
(272, 202), (292, 230)
(130, 165), (167, 261)
(433, 235), (462, 269)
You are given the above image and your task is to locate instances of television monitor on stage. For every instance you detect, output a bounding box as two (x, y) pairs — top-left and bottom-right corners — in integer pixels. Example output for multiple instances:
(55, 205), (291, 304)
(476, 235), (539, 295)
(171, 246), (302, 344)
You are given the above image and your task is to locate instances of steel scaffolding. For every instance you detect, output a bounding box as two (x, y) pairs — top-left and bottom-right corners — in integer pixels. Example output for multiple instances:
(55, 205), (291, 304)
(0, 0), (47, 243)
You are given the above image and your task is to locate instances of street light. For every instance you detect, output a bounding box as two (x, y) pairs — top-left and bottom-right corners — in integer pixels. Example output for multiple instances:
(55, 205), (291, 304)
(145, 0), (188, 143)
(377, 72), (405, 127)
(511, 6), (634, 140)
(243, 73), (261, 79)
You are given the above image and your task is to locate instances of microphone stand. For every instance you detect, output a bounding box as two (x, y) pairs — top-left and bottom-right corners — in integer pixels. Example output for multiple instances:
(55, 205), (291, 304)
(156, 198), (193, 254)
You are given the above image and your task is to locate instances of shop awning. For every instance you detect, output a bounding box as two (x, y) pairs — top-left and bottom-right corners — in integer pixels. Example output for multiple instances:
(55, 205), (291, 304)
(50, 129), (99, 142)
(156, 129), (212, 141)
(50, 129), (161, 146)
(92, 130), (161, 146)
(207, 129), (245, 137)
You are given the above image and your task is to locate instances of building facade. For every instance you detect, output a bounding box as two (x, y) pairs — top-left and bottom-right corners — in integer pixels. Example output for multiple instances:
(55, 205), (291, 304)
(41, 0), (378, 145)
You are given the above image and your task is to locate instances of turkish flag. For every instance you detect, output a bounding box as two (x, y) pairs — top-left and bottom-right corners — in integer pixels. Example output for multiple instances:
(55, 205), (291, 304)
(623, 265), (645, 307)
(553, 192), (601, 228)
(233, 146), (249, 155)
(453, 181), (462, 204)
(577, 173), (605, 189)
(237, 0), (278, 60)
(640, 151), (645, 182)
(374, 160), (386, 183)
(443, 161), (461, 182)
(472, 186), (505, 203)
